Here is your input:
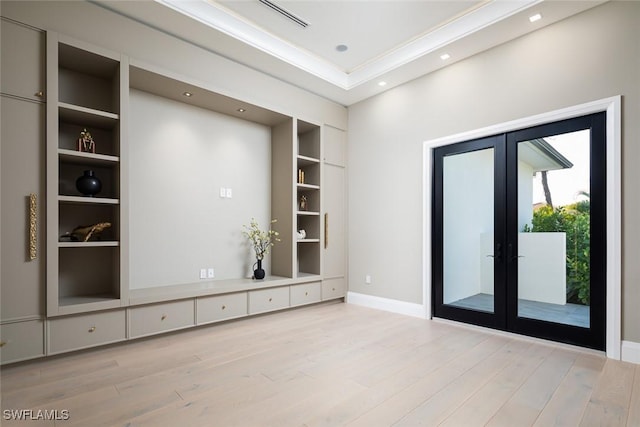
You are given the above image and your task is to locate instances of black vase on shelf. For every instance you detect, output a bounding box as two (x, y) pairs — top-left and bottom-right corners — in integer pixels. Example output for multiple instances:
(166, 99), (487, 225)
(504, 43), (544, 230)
(254, 259), (266, 280)
(76, 170), (102, 197)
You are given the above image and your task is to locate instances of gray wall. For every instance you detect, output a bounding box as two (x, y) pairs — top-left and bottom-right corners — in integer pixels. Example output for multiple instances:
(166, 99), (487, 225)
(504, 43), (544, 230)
(347, 1), (640, 342)
(129, 90), (271, 288)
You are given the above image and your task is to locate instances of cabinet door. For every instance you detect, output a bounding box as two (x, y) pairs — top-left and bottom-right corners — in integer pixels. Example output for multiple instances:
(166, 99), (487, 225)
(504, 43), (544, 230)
(248, 287), (290, 314)
(129, 300), (195, 338)
(0, 18), (45, 101)
(290, 281), (322, 306)
(197, 292), (248, 325)
(48, 310), (126, 355)
(0, 320), (45, 364)
(1, 96), (45, 320)
(322, 278), (346, 300)
(323, 163), (346, 279)
(323, 126), (346, 167)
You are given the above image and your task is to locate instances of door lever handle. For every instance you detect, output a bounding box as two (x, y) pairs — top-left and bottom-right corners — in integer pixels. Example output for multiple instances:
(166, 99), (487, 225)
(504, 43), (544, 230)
(508, 243), (524, 261)
(486, 243), (502, 261)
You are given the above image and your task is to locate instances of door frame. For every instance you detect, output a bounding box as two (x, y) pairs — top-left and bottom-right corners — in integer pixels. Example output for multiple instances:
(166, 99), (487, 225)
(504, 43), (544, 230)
(422, 96), (621, 359)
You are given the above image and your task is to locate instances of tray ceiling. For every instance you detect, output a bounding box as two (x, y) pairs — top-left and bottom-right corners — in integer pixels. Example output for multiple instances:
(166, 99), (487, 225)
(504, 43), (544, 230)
(96, 0), (606, 105)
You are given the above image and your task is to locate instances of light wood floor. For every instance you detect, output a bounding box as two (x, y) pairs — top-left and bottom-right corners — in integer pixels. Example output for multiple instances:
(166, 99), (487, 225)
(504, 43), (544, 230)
(1, 301), (638, 426)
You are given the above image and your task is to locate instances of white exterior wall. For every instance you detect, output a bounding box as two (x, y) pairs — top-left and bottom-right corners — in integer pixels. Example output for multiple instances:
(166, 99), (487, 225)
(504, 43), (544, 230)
(443, 149), (493, 303)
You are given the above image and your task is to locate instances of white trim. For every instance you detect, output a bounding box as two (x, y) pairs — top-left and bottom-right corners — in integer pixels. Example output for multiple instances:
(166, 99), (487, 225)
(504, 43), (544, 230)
(621, 341), (640, 364)
(155, 0), (540, 90)
(347, 292), (427, 319)
(423, 96), (622, 359)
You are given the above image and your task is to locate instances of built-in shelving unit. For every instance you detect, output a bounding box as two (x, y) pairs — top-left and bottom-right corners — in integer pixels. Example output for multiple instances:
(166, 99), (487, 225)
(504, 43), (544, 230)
(3, 17), (347, 365)
(46, 34), (128, 316)
(296, 120), (322, 277)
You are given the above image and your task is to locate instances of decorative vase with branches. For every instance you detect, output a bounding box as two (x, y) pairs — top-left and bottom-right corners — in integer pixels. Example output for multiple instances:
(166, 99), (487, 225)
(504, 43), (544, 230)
(242, 218), (280, 279)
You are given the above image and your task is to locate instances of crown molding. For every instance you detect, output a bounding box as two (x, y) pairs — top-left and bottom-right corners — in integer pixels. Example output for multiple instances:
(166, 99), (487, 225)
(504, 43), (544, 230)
(156, 0), (541, 91)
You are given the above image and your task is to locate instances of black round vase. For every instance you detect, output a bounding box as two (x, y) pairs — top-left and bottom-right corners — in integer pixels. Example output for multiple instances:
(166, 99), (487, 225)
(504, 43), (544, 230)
(76, 170), (102, 197)
(254, 259), (266, 280)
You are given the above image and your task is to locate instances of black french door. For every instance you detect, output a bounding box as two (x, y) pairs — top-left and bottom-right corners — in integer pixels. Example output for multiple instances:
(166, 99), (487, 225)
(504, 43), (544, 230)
(432, 113), (606, 350)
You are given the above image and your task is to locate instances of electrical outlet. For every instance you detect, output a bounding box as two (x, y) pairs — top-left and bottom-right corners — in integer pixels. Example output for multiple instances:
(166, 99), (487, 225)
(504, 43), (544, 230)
(365, 275), (372, 284)
(225, 188), (233, 198)
(219, 187), (226, 198)
(207, 268), (215, 278)
(200, 268), (207, 279)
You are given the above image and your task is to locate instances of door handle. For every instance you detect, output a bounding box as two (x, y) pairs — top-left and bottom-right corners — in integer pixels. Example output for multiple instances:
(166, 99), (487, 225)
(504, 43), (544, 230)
(324, 213), (328, 249)
(29, 193), (37, 260)
(486, 243), (502, 261)
(508, 243), (524, 262)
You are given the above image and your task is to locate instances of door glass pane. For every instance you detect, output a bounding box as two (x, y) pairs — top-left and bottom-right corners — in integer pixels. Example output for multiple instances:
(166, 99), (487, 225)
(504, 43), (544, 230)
(517, 130), (590, 328)
(443, 148), (495, 313)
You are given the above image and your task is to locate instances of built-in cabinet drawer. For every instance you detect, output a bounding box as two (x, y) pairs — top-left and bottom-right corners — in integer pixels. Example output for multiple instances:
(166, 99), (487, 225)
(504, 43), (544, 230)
(48, 310), (126, 355)
(0, 319), (45, 364)
(129, 300), (195, 338)
(290, 282), (322, 307)
(197, 292), (247, 325)
(248, 286), (290, 314)
(322, 278), (346, 300)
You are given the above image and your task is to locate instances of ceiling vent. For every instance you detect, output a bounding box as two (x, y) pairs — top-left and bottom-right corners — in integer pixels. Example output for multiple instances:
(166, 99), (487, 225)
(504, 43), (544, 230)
(258, 0), (309, 28)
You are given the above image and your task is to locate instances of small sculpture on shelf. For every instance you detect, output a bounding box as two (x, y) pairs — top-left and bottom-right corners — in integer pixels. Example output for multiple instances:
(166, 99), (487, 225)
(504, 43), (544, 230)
(77, 128), (96, 153)
(299, 195), (308, 211)
(296, 229), (306, 240)
(60, 222), (111, 242)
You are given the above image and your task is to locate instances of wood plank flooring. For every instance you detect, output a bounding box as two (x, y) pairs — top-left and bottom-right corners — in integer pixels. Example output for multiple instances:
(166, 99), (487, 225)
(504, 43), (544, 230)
(1, 302), (638, 426)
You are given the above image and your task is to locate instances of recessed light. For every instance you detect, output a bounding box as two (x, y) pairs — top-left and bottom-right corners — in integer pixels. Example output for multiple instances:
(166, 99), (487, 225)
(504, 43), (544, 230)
(529, 13), (542, 23)
(183, 92), (192, 97)
(336, 44), (348, 52)
(378, 81), (387, 87)
(237, 108), (246, 113)
(440, 53), (451, 61)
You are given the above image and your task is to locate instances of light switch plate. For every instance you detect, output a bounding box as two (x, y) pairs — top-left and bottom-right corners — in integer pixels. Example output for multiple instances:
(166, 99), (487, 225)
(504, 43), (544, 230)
(225, 188), (233, 198)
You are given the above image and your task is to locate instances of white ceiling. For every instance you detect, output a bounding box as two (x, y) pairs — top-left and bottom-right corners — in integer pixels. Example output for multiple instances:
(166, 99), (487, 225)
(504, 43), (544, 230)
(96, 0), (606, 106)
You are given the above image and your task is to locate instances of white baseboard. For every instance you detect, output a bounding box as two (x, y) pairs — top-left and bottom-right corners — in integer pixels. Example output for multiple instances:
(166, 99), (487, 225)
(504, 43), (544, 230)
(621, 340), (640, 364)
(346, 292), (427, 319)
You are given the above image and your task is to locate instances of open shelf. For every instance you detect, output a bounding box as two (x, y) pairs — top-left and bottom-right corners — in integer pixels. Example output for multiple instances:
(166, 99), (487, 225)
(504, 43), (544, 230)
(297, 211), (320, 216)
(59, 295), (121, 307)
(59, 195), (119, 205)
(59, 241), (119, 248)
(297, 155), (320, 166)
(297, 183), (320, 190)
(295, 120), (322, 278)
(48, 36), (126, 317)
(58, 148), (119, 166)
(59, 102), (119, 127)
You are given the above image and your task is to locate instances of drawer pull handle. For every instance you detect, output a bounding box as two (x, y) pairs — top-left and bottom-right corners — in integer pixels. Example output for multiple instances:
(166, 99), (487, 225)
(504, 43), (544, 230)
(161, 314), (167, 321)
(268, 298), (272, 302)
(332, 288), (336, 291)
(222, 305), (226, 310)
(0, 341), (6, 347)
(35, 91), (44, 97)
(88, 326), (96, 333)
(305, 292), (308, 296)
(29, 193), (37, 260)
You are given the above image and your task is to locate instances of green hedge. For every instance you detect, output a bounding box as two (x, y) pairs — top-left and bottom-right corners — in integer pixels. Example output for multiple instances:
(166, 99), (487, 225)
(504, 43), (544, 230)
(523, 201), (590, 305)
